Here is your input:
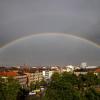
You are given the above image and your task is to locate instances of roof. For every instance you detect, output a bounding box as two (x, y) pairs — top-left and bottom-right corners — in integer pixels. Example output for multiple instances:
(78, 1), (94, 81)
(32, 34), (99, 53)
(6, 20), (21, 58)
(95, 68), (100, 73)
(0, 71), (17, 77)
(74, 68), (96, 72)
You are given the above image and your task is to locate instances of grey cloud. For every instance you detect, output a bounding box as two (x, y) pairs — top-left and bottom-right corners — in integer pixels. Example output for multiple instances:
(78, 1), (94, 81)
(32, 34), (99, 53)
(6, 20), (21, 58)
(0, 34), (100, 66)
(0, 0), (100, 46)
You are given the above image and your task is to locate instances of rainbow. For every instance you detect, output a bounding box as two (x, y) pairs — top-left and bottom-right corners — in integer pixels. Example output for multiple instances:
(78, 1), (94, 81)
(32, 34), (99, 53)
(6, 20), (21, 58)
(0, 33), (100, 50)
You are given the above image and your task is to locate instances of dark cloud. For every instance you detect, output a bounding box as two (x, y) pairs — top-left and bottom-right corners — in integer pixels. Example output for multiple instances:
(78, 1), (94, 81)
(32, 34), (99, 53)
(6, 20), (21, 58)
(0, 34), (100, 66)
(0, 0), (100, 46)
(0, 0), (100, 65)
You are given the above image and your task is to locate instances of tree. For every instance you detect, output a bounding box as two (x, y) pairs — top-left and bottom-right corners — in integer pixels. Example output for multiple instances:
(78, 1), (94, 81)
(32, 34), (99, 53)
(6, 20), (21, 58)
(0, 77), (21, 100)
(61, 72), (78, 86)
(0, 77), (6, 100)
(85, 88), (100, 100)
(78, 74), (87, 91)
(51, 72), (60, 81)
(35, 81), (40, 89)
(44, 81), (74, 100)
(44, 72), (81, 100)
(40, 79), (47, 87)
(86, 72), (97, 87)
(17, 87), (29, 100)
(43, 72), (100, 100)
(30, 82), (36, 91)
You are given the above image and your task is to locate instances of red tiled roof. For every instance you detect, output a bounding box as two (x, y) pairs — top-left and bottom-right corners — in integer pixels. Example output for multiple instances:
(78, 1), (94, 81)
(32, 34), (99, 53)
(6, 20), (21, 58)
(95, 68), (100, 73)
(0, 71), (17, 77)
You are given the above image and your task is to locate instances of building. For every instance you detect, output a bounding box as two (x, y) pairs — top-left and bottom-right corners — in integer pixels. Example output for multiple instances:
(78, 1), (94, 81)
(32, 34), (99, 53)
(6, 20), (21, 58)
(80, 62), (87, 69)
(0, 71), (17, 77)
(43, 70), (53, 80)
(15, 74), (28, 87)
(30, 68), (43, 83)
(33, 70), (43, 83)
(0, 76), (8, 83)
(74, 69), (88, 76)
(94, 68), (100, 76)
(66, 65), (75, 72)
(0, 70), (28, 87)
(74, 68), (96, 76)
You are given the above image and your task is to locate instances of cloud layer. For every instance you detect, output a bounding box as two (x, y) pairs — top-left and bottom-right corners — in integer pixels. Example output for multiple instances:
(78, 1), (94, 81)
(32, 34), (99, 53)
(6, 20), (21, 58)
(0, 34), (100, 66)
(0, 0), (100, 46)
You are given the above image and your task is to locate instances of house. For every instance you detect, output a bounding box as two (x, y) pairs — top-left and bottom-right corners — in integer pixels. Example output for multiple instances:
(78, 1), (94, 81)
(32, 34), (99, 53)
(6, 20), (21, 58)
(74, 68), (96, 76)
(0, 71), (17, 77)
(43, 70), (53, 80)
(94, 68), (100, 76)
(15, 74), (28, 87)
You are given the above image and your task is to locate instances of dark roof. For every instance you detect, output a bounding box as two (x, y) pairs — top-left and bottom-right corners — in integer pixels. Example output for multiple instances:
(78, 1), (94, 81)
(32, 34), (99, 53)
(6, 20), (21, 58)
(0, 67), (8, 72)
(74, 68), (97, 72)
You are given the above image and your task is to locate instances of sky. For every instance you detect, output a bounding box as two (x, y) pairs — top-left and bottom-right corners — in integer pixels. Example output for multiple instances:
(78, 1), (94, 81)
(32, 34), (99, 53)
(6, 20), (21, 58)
(0, 0), (100, 66)
(0, 33), (100, 66)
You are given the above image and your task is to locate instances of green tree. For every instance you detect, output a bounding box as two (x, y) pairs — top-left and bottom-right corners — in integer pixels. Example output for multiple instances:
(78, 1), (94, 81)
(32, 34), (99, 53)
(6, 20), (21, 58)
(17, 87), (29, 100)
(35, 81), (40, 89)
(30, 82), (36, 91)
(0, 77), (21, 100)
(40, 79), (47, 87)
(44, 81), (74, 100)
(44, 72), (82, 100)
(78, 74), (87, 91)
(0, 77), (6, 100)
(85, 88), (100, 100)
(86, 73), (97, 87)
(61, 72), (78, 86)
(51, 72), (60, 81)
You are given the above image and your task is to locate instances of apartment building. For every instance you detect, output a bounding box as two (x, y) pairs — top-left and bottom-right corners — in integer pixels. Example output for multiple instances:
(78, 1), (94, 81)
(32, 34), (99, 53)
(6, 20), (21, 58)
(33, 70), (43, 83)
(14, 74), (28, 87)
(43, 70), (53, 80)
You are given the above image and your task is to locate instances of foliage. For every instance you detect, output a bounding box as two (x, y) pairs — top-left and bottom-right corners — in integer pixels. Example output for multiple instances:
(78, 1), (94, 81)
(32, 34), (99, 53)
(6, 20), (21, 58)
(0, 77), (21, 100)
(30, 80), (44, 91)
(43, 72), (100, 100)
(40, 79), (47, 87)
(85, 88), (100, 100)
(44, 72), (80, 100)
(0, 72), (100, 100)
(61, 72), (78, 85)
(51, 72), (60, 81)
(86, 72), (97, 87)
(30, 82), (36, 91)
(17, 87), (29, 100)
(35, 81), (40, 89)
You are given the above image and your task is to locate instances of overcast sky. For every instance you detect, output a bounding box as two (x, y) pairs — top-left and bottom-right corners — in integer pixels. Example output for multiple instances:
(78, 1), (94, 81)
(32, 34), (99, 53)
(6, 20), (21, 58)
(0, 0), (100, 66)
(0, 34), (100, 66)
(0, 0), (100, 46)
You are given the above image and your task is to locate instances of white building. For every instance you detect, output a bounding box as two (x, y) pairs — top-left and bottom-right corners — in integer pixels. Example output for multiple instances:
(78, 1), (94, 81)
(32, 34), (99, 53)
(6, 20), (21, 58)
(65, 65), (74, 72)
(86, 66), (97, 69)
(42, 70), (53, 80)
(80, 62), (87, 69)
